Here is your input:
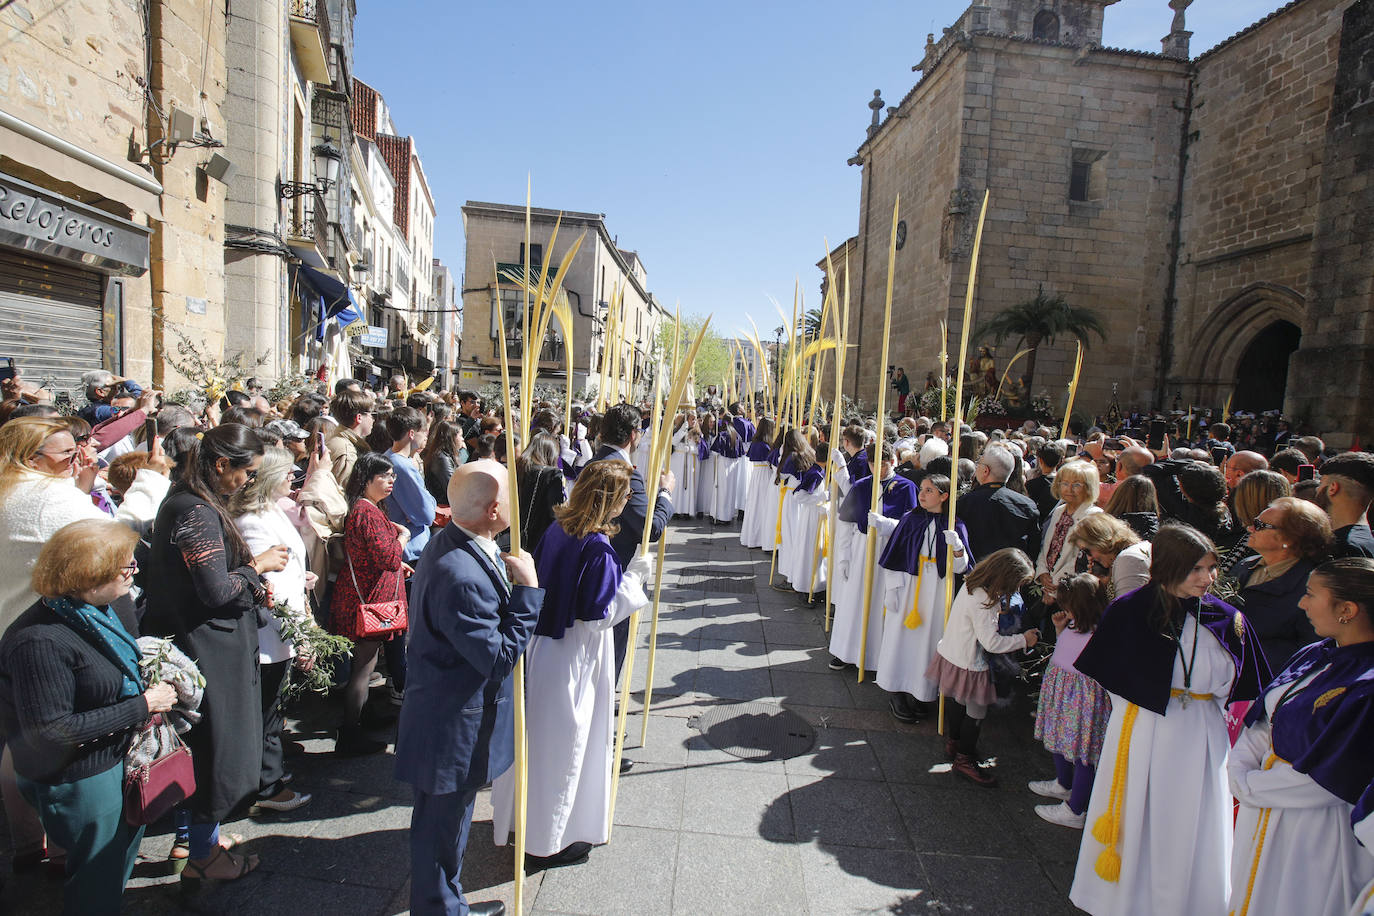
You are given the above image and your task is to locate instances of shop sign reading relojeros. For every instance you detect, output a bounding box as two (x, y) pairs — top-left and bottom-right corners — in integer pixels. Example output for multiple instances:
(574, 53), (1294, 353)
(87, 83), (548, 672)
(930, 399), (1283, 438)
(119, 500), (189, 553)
(0, 173), (150, 275)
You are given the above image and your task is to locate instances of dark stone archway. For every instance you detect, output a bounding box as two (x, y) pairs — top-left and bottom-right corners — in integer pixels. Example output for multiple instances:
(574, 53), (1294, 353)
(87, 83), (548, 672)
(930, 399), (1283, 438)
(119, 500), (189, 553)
(1235, 320), (1302, 412)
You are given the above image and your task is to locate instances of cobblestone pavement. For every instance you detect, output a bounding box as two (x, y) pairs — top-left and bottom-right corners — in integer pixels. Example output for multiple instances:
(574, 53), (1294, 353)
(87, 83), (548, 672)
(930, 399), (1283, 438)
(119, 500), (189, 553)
(2, 518), (1082, 915)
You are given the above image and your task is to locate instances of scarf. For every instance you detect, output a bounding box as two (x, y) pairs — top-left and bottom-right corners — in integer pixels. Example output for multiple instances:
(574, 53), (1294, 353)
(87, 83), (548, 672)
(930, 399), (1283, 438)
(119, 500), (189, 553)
(45, 596), (143, 700)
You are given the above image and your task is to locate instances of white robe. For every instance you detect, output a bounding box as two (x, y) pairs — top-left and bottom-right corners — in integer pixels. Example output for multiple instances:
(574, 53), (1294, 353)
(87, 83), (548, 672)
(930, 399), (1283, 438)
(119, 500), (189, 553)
(712, 455), (742, 523)
(827, 514), (895, 669)
(781, 487), (827, 593)
(772, 474), (799, 572)
(740, 462), (775, 549)
(491, 573), (649, 856)
(1070, 617), (1237, 916)
(1228, 666), (1374, 916)
(668, 429), (700, 514)
(876, 525), (968, 699)
(734, 452), (752, 513)
(695, 451), (716, 517)
(633, 428), (652, 479)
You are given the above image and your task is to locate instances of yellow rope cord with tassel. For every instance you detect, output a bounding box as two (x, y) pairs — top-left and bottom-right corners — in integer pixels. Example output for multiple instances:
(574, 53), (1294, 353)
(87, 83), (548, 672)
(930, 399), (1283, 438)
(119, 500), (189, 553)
(903, 557), (936, 629)
(1092, 702), (1139, 882)
(1229, 753), (1282, 916)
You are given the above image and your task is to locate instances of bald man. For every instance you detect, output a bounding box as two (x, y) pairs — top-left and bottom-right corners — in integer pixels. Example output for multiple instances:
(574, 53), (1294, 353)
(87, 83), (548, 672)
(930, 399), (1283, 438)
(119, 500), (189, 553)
(395, 460), (543, 916)
(1223, 450), (1268, 493)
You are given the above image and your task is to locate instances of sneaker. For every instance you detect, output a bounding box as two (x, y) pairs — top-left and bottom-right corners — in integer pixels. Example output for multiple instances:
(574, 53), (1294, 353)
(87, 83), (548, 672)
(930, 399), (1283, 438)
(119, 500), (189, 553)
(1035, 801), (1086, 829)
(827, 656), (851, 671)
(888, 694), (924, 724)
(255, 789), (313, 812)
(1028, 778), (1072, 801)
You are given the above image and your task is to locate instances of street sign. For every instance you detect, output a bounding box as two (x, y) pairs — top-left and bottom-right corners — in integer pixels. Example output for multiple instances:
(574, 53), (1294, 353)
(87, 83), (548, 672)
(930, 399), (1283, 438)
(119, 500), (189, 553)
(358, 325), (388, 348)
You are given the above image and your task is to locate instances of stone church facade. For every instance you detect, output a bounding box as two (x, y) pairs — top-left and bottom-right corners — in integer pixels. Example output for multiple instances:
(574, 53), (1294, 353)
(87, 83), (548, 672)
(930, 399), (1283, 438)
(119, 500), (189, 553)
(841, 0), (1372, 446)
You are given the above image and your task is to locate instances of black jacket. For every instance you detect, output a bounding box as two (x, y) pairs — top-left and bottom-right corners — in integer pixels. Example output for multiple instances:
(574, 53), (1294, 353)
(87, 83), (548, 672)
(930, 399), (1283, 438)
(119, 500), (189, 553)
(589, 444), (671, 568)
(1235, 556), (1319, 673)
(0, 600), (151, 784)
(517, 464), (566, 554)
(957, 483), (1043, 563)
(1026, 474), (1057, 523)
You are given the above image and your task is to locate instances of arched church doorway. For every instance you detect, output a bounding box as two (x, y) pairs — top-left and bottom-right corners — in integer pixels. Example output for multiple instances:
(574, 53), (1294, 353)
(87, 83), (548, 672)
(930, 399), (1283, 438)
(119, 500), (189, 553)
(1234, 320), (1301, 412)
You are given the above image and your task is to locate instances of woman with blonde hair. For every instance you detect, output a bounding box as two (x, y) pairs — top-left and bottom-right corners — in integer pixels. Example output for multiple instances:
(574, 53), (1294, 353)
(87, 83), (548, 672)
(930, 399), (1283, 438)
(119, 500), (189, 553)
(1070, 513), (1151, 598)
(0, 417), (111, 869)
(1036, 459), (1103, 605)
(491, 460), (655, 865)
(0, 520), (177, 914)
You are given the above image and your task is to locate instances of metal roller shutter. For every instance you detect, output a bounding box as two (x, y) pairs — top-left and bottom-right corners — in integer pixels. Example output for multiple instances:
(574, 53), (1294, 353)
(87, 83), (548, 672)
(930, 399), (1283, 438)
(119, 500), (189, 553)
(0, 252), (105, 402)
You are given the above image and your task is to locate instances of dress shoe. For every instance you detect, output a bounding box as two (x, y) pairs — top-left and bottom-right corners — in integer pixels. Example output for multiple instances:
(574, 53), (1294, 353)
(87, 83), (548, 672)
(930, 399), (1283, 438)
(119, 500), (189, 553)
(525, 842), (592, 869)
(466, 902), (505, 916)
(334, 726), (387, 757)
(619, 758), (634, 775)
(953, 753), (998, 787)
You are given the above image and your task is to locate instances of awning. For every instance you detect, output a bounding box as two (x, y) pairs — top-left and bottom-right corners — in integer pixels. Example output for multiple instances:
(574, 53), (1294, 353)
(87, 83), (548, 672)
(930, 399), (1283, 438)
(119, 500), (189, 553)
(296, 264), (361, 341)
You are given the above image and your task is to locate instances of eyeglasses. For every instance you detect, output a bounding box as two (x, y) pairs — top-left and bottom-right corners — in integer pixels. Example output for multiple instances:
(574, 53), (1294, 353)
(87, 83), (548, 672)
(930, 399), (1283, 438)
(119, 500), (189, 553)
(1250, 518), (1278, 531)
(120, 562), (138, 576)
(35, 449), (78, 467)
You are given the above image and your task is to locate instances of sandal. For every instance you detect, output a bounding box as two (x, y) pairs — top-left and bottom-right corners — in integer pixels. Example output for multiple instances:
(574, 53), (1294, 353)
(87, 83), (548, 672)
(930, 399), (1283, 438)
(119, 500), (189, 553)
(168, 832), (243, 861)
(180, 846), (259, 890)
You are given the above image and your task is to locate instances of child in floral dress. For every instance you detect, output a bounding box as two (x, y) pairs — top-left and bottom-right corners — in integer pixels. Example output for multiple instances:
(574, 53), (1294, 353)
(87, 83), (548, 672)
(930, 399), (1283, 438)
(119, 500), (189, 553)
(1029, 572), (1111, 828)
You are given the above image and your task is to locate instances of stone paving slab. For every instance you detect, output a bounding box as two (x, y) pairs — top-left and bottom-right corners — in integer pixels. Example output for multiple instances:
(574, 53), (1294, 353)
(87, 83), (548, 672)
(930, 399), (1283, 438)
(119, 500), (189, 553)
(1, 518), (1079, 915)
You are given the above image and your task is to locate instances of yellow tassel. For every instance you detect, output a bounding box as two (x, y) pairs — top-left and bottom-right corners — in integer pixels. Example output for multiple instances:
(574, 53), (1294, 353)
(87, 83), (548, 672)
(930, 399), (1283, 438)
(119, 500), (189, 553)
(1095, 847), (1122, 882)
(1092, 812), (1115, 845)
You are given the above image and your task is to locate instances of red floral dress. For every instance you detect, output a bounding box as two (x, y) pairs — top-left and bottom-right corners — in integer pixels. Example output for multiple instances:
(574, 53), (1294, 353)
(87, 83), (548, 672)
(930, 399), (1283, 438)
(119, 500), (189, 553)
(330, 498), (406, 641)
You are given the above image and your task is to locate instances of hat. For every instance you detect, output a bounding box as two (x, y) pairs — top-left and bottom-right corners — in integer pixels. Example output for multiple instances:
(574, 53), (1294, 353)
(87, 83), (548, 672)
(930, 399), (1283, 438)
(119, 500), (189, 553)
(266, 419), (309, 441)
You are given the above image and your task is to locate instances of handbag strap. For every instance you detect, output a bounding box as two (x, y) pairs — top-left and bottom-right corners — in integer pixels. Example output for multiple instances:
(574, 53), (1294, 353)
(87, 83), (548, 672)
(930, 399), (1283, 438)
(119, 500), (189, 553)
(347, 547), (403, 604)
(521, 470), (547, 545)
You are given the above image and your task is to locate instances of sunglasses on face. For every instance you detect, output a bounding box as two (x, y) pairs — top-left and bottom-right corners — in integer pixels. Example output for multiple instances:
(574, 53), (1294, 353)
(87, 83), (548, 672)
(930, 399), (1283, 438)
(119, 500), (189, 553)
(1250, 518), (1278, 531)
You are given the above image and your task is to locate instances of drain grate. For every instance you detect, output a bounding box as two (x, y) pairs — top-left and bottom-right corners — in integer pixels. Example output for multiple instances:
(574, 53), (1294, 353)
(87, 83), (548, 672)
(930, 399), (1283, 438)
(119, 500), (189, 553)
(690, 701), (816, 761)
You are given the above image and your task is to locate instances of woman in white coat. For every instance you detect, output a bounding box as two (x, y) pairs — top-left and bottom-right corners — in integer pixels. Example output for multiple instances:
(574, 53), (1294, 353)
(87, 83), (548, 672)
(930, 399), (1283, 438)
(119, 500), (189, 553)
(491, 461), (654, 863)
(1036, 459), (1103, 606)
(231, 446), (317, 812)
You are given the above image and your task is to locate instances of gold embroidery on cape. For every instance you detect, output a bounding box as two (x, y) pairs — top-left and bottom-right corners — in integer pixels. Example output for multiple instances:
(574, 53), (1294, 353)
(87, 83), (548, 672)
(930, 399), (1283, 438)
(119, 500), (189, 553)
(1313, 687), (1346, 710)
(1233, 611), (1246, 639)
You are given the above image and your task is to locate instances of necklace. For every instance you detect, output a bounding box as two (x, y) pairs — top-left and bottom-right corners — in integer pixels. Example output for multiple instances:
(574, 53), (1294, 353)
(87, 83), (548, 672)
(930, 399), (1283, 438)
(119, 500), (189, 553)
(1169, 600), (1203, 708)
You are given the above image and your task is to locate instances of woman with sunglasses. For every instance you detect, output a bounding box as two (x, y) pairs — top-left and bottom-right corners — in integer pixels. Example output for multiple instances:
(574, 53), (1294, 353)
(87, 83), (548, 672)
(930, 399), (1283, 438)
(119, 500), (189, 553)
(330, 452), (409, 757)
(0, 520), (178, 915)
(142, 423), (288, 888)
(0, 417), (114, 874)
(1235, 496), (1334, 671)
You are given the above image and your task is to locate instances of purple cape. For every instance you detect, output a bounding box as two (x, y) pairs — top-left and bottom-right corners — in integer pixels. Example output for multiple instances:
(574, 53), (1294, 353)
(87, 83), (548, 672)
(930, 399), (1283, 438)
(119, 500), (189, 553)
(846, 448), (868, 484)
(712, 430), (745, 459)
(768, 447), (780, 468)
(879, 509), (971, 578)
(778, 455), (800, 479)
(531, 522), (622, 639)
(1074, 585), (1271, 716)
(745, 439), (771, 462)
(732, 416), (755, 443)
(1244, 638), (1374, 810)
(839, 475), (918, 534)
(695, 437), (710, 460)
(794, 464), (824, 494)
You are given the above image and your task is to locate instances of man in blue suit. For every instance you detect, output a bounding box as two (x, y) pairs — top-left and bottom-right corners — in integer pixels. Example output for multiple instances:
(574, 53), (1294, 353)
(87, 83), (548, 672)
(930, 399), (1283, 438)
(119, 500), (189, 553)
(586, 403), (674, 678)
(395, 459), (543, 916)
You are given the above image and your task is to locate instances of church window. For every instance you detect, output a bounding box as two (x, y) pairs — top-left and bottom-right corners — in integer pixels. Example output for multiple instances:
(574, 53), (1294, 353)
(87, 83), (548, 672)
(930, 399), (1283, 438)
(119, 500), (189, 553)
(1069, 148), (1107, 203)
(1033, 10), (1060, 41)
(1069, 161), (1092, 201)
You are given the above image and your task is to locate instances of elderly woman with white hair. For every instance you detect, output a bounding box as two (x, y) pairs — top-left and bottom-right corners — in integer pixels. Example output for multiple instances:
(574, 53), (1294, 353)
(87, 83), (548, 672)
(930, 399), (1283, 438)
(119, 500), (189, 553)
(1035, 459), (1104, 606)
(231, 447), (316, 812)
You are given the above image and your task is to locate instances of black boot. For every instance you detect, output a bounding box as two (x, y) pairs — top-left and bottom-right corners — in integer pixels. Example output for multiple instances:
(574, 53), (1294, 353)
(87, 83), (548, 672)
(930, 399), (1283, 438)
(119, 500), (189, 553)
(953, 718), (995, 786)
(335, 724), (387, 757)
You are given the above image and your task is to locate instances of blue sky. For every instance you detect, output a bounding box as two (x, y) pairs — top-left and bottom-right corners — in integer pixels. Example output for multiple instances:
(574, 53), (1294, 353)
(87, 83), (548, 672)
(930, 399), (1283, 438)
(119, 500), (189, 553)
(355, 0), (1286, 341)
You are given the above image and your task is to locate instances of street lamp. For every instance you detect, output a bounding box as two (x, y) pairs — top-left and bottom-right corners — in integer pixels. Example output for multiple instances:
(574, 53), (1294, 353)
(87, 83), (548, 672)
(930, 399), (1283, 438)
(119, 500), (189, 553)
(312, 133), (342, 191)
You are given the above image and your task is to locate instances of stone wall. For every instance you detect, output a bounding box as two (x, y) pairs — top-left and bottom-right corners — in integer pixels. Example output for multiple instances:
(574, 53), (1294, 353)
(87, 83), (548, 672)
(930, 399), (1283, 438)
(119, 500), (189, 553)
(146, 0), (230, 389)
(1287, 0), (1374, 447)
(1170, 0), (1352, 406)
(848, 36), (1187, 421)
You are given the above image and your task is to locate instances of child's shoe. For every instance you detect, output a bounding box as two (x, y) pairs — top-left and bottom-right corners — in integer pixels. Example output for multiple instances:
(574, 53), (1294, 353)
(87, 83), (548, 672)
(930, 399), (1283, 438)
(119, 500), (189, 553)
(1035, 801), (1086, 829)
(1028, 778), (1072, 800)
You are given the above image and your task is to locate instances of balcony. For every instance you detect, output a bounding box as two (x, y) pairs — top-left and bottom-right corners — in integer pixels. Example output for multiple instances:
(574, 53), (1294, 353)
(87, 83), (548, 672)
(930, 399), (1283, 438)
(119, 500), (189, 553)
(288, 0), (331, 84)
(502, 334), (565, 365)
(284, 188), (328, 262)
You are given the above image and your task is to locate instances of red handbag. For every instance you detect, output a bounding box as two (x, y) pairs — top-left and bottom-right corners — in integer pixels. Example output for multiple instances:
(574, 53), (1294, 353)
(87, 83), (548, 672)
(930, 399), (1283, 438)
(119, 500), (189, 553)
(348, 554), (408, 639)
(124, 719), (196, 826)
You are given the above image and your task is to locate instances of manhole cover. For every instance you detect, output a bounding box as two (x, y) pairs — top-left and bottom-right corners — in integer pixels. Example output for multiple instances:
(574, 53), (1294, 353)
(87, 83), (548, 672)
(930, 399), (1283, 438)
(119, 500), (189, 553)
(690, 702), (816, 761)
